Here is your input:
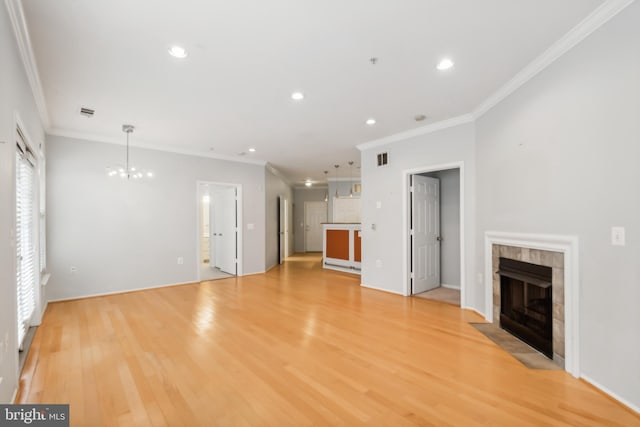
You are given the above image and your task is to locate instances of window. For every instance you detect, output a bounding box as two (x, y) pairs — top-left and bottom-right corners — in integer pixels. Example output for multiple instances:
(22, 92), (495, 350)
(16, 127), (37, 348)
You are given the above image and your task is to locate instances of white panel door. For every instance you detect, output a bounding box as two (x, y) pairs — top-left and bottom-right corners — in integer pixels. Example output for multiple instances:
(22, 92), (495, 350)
(304, 201), (327, 252)
(213, 188), (237, 274)
(207, 196), (216, 267)
(279, 197), (285, 264)
(412, 175), (440, 294)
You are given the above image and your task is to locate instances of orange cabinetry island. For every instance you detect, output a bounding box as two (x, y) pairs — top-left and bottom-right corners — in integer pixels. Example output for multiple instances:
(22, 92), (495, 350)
(322, 223), (361, 274)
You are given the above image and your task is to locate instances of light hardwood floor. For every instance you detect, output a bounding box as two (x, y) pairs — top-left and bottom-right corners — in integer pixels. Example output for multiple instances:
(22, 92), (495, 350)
(17, 254), (639, 426)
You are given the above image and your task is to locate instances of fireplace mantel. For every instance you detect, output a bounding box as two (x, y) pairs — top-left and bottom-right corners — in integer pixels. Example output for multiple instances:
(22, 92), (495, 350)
(484, 231), (580, 377)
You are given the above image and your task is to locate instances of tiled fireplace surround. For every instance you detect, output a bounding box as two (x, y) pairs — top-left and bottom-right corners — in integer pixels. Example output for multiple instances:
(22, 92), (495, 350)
(484, 232), (579, 377)
(492, 244), (565, 366)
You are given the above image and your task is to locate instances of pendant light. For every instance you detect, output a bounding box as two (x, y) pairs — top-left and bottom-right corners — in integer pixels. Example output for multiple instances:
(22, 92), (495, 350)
(333, 164), (340, 198)
(323, 171), (329, 202)
(348, 161), (354, 198)
(106, 124), (153, 179)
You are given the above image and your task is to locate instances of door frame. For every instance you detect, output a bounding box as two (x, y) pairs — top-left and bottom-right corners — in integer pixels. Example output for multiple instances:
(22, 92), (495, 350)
(303, 201), (327, 252)
(403, 162), (465, 305)
(196, 181), (243, 280)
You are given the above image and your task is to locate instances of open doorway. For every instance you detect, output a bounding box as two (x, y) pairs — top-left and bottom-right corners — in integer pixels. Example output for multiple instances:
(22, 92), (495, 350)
(277, 196), (290, 264)
(408, 166), (462, 306)
(197, 181), (242, 281)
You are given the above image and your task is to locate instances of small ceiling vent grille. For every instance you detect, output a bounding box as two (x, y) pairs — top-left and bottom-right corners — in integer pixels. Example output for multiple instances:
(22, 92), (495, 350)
(79, 107), (95, 118)
(376, 152), (388, 167)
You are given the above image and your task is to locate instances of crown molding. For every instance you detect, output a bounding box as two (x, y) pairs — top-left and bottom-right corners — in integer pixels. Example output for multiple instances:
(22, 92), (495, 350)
(5, 0), (50, 128)
(293, 184), (328, 190)
(472, 0), (635, 119)
(265, 163), (294, 186)
(357, 0), (634, 151)
(356, 114), (475, 152)
(327, 177), (361, 182)
(47, 127), (268, 166)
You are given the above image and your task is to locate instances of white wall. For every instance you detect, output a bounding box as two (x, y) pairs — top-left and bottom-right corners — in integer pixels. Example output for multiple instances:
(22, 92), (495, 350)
(46, 135), (267, 301)
(475, 2), (640, 410)
(292, 187), (327, 252)
(265, 167), (293, 270)
(422, 168), (461, 288)
(360, 123), (476, 304)
(0, 3), (46, 402)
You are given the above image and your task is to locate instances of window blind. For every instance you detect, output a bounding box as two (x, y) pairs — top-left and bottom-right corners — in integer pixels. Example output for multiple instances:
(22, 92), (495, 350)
(16, 144), (36, 348)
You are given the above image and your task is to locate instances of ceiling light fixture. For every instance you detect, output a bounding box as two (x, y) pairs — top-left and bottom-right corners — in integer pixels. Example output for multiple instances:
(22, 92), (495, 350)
(348, 161), (354, 198)
(305, 180), (312, 187)
(334, 164), (340, 198)
(291, 92), (304, 101)
(323, 171), (329, 202)
(437, 58), (454, 71)
(366, 118), (376, 125)
(168, 45), (188, 58)
(106, 125), (153, 180)
(414, 114), (427, 122)
(248, 147), (256, 152)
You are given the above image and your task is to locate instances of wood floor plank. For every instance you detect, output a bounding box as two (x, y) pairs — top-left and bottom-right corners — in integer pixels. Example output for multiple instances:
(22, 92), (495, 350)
(16, 254), (640, 426)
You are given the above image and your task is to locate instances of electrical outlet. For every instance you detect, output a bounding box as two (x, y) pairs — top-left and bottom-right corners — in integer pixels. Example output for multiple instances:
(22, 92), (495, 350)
(177, 257), (184, 265)
(611, 226), (625, 246)
(70, 266), (77, 273)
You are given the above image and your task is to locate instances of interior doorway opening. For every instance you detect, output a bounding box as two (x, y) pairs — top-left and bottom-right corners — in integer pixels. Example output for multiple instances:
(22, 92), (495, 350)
(197, 181), (242, 281)
(408, 165), (463, 306)
(277, 196), (290, 264)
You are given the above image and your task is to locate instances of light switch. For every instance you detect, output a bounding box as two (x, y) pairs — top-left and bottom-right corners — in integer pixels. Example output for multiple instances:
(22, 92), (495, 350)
(376, 201), (382, 209)
(611, 226), (625, 246)
(247, 223), (255, 230)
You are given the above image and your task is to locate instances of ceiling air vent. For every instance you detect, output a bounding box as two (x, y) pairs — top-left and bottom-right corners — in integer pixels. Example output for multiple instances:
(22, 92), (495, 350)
(376, 152), (388, 167)
(79, 107), (95, 118)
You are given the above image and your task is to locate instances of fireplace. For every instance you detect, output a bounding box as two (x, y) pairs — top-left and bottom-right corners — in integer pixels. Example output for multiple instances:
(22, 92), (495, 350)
(498, 257), (553, 358)
(487, 233), (579, 375)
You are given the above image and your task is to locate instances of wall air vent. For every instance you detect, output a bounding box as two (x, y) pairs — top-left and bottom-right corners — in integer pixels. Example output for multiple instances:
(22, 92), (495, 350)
(376, 152), (388, 167)
(79, 107), (95, 118)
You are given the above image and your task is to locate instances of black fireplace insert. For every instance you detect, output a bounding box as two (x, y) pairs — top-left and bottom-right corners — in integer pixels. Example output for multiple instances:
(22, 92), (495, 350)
(498, 257), (553, 358)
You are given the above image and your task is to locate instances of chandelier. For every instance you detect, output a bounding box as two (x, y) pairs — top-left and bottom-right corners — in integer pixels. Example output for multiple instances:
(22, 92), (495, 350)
(106, 124), (153, 179)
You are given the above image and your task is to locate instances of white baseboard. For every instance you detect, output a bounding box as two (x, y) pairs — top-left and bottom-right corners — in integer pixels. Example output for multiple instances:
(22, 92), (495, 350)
(581, 374), (640, 414)
(462, 306), (487, 320)
(441, 283), (461, 290)
(47, 280), (198, 303)
(360, 283), (404, 296)
(241, 270), (266, 277)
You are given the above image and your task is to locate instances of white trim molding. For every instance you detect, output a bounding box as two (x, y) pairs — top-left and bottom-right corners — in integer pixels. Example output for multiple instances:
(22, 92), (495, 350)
(484, 231), (580, 378)
(5, 0), (50, 128)
(581, 375), (640, 414)
(402, 162), (466, 309)
(473, 0), (636, 118)
(48, 127), (267, 166)
(356, 0), (634, 152)
(356, 114), (474, 151)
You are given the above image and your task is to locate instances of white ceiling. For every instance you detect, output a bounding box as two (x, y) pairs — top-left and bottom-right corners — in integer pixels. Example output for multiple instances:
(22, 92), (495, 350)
(22, 0), (603, 184)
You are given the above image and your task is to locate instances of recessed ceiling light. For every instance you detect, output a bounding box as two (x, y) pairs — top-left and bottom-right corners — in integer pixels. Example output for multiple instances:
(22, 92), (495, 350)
(437, 58), (454, 71)
(168, 45), (188, 58)
(291, 92), (304, 101)
(248, 147), (256, 152)
(366, 118), (376, 125)
(305, 181), (312, 187)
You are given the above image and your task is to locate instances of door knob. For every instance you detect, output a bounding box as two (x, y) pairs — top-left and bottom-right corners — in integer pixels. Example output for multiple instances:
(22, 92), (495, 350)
(436, 236), (443, 241)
